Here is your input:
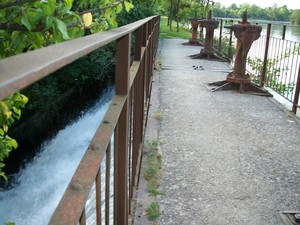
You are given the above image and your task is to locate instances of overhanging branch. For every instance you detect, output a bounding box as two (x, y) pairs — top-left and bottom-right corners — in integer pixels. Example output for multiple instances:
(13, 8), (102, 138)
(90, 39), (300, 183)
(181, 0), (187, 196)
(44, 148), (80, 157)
(0, 0), (38, 10)
(78, 0), (125, 15)
(0, 22), (77, 32)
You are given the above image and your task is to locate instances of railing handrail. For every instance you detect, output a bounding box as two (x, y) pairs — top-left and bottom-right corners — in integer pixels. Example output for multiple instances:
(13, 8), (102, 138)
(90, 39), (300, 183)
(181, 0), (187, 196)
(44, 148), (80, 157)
(215, 17), (300, 28)
(0, 15), (161, 225)
(0, 15), (157, 101)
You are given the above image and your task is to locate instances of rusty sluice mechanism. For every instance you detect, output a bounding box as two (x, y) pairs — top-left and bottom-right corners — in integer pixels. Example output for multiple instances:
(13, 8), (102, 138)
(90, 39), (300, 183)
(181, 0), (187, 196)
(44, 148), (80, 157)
(280, 211), (300, 225)
(207, 11), (272, 96)
(190, 10), (223, 60)
(182, 17), (203, 46)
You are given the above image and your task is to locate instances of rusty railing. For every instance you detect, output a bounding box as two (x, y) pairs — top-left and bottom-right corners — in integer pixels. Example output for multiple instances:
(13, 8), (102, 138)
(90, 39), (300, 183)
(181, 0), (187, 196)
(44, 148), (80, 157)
(247, 23), (300, 114)
(212, 19), (300, 114)
(0, 15), (160, 225)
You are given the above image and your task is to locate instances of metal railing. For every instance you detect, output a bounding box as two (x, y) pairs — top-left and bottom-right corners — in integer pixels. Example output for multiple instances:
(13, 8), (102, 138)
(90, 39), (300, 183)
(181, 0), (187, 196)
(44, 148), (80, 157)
(212, 19), (300, 114)
(247, 23), (300, 114)
(0, 15), (160, 225)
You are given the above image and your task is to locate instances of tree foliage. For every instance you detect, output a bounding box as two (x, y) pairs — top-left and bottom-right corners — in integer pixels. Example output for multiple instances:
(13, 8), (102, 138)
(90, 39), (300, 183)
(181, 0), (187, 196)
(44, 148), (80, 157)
(213, 3), (293, 22)
(0, 0), (134, 59)
(162, 0), (214, 32)
(0, 93), (28, 181)
(291, 10), (300, 25)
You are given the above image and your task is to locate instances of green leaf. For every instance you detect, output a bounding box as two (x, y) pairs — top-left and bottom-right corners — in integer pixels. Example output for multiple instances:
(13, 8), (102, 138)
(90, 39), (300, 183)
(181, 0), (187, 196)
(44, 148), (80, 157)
(48, 0), (56, 14)
(0, 172), (8, 183)
(5, 222), (15, 225)
(64, 0), (74, 8)
(124, 1), (134, 12)
(54, 18), (71, 40)
(21, 14), (32, 31)
(68, 27), (84, 39)
(28, 33), (44, 50)
(12, 31), (27, 55)
(116, 3), (123, 14)
(21, 94), (29, 105)
(10, 139), (18, 149)
(44, 16), (54, 31)
(12, 107), (21, 118)
(41, 4), (52, 16)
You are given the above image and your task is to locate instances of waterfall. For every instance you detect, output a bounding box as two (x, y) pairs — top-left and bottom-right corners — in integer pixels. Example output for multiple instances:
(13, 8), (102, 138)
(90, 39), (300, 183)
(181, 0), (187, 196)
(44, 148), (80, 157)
(0, 88), (114, 225)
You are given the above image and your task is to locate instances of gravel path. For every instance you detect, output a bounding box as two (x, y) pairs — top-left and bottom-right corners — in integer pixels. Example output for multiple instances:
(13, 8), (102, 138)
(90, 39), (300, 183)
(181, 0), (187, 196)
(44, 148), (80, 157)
(152, 39), (300, 225)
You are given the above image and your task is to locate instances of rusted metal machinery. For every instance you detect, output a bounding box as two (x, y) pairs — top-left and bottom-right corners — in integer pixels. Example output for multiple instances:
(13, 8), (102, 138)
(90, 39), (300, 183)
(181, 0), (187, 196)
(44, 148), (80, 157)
(208, 11), (272, 96)
(191, 10), (219, 59)
(183, 17), (202, 46)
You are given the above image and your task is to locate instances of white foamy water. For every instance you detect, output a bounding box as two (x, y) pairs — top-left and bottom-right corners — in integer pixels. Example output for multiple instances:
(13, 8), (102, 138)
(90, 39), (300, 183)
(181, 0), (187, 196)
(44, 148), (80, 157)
(0, 88), (114, 225)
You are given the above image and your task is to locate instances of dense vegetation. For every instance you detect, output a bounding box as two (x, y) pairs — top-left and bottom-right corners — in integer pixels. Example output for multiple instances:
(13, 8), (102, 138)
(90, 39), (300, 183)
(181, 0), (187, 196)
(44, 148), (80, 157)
(213, 3), (295, 22)
(291, 10), (300, 25)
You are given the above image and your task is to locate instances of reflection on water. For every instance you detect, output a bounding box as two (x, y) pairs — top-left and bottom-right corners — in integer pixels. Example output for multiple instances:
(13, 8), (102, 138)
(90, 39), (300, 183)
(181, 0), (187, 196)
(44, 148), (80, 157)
(260, 23), (300, 42)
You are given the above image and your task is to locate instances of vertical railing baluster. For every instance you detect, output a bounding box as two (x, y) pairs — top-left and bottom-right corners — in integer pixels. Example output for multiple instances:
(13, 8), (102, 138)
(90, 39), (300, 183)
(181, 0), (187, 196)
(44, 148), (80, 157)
(130, 25), (144, 205)
(105, 143), (111, 225)
(114, 33), (131, 225)
(142, 23), (148, 47)
(292, 63), (300, 114)
(79, 209), (86, 225)
(146, 21), (152, 101)
(287, 42), (296, 100)
(228, 27), (233, 62)
(96, 165), (102, 225)
(131, 77), (139, 209)
(282, 25), (286, 40)
(128, 85), (133, 213)
(284, 41), (293, 97)
(218, 19), (223, 53)
(134, 26), (143, 61)
(260, 23), (271, 87)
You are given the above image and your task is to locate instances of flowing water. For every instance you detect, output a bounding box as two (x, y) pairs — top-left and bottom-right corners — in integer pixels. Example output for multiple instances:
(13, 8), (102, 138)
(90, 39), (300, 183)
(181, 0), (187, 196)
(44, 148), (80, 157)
(0, 88), (114, 225)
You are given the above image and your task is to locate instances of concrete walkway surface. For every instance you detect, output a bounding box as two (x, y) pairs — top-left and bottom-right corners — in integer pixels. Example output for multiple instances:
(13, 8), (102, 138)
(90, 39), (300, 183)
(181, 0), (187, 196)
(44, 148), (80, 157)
(134, 39), (300, 225)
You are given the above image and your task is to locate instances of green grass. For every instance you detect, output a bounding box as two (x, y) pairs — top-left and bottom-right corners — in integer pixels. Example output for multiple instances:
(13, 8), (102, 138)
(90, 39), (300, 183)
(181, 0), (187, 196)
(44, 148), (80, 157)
(144, 139), (162, 197)
(146, 201), (161, 220)
(143, 139), (163, 221)
(159, 16), (192, 40)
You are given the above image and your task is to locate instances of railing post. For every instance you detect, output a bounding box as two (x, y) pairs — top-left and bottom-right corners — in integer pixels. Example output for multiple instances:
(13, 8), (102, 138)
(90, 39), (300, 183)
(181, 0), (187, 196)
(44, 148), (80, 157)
(260, 23), (271, 87)
(134, 26), (143, 61)
(292, 63), (300, 114)
(114, 33), (131, 225)
(146, 21), (152, 100)
(282, 25), (286, 40)
(228, 28), (233, 62)
(218, 19), (223, 53)
(130, 25), (144, 206)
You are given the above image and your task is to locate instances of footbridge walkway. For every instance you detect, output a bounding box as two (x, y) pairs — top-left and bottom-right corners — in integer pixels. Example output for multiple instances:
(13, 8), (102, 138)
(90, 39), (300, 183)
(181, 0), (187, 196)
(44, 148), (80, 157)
(134, 39), (300, 225)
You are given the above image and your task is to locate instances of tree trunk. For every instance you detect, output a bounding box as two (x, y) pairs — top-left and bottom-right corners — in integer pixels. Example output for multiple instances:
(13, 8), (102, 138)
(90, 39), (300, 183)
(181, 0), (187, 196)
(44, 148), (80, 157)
(176, 0), (180, 32)
(169, 0), (173, 31)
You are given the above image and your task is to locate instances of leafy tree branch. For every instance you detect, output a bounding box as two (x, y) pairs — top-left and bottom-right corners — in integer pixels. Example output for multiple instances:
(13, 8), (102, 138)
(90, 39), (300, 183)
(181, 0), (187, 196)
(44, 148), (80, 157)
(0, 0), (38, 10)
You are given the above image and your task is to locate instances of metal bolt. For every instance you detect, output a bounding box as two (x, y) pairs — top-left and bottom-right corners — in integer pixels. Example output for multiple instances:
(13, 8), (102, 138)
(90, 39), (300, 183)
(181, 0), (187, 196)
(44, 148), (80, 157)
(71, 181), (83, 191)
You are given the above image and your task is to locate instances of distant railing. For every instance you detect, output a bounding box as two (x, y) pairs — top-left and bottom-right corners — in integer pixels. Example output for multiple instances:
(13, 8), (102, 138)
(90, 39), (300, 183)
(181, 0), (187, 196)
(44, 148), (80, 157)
(0, 15), (160, 225)
(212, 19), (300, 114)
(247, 23), (300, 114)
